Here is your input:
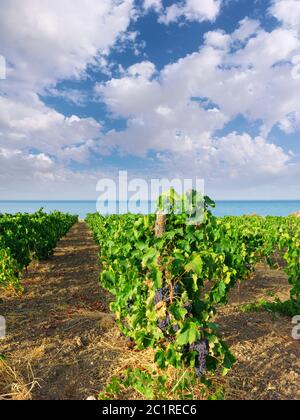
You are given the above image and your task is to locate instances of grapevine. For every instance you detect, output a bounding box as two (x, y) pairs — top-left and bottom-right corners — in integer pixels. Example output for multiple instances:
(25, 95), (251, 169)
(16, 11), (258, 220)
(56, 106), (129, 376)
(0, 210), (78, 290)
(86, 192), (300, 399)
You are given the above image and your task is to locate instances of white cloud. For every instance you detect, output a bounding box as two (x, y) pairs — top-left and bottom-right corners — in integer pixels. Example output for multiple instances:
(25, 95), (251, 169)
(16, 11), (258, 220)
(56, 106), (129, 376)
(97, 21), (300, 155)
(0, 148), (54, 176)
(156, 132), (290, 179)
(127, 61), (157, 78)
(270, 0), (300, 28)
(159, 0), (222, 24)
(278, 110), (300, 133)
(143, 0), (162, 12)
(231, 18), (261, 43)
(94, 14), (300, 197)
(153, 132), (300, 199)
(0, 146), (106, 199)
(0, 147), (56, 193)
(0, 95), (101, 158)
(204, 30), (231, 50)
(0, 0), (135, 93)
(1, 0), (300, 199)
(0, 0), (136, 198)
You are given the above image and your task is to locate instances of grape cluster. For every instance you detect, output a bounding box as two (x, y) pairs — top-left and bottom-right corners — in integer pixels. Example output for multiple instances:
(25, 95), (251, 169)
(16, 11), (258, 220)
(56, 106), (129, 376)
(190, 339), (209, 378)
(154, 284), (180, 333)
(153, 287), (169, 305)
(153, 284), (180, 306)
(184, 303), (193, 318)
(158, 315), (171, 332)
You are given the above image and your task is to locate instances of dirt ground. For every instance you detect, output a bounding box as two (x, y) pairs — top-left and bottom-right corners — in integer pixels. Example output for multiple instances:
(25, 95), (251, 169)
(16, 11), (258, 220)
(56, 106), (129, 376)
(0, 222), (299, 400)
(219, 265), (300, 400)
(0, 222), (130, 400)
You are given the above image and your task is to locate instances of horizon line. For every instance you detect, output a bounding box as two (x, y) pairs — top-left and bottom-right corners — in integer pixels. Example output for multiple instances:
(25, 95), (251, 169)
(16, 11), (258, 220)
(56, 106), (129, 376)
(1, 199), (300, 203)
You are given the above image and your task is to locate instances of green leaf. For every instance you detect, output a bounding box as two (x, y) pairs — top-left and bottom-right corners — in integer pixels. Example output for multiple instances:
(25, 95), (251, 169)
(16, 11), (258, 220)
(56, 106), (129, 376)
(169, 303), (188, 321)
(176, 321), (200, 346)
(185, 255), (203, 276)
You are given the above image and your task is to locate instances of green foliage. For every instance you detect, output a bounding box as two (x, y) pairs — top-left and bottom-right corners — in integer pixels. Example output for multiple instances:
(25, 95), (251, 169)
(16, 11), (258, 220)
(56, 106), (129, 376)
(239, 298), (300, 317)
(222, 214), (300, 305)
(99, 367), (225, 400)
(87, 196), (300, 400)
(0, 247), (21, 290)
(0, 210), (78, 290)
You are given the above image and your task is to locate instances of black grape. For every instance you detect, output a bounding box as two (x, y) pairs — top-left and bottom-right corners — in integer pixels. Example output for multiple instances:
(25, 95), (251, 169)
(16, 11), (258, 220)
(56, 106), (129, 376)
(190, 339), (209, 378)
(158, 315), (171, 332)
(155, 284), (182, 336)
(153, 289), (164, 305)
(153, 286), (169, 304)
(172, 323), (180, 333)
(185, 303), (192, 312)
(154, 284), (180, 305)
(173, 284), (180, 295)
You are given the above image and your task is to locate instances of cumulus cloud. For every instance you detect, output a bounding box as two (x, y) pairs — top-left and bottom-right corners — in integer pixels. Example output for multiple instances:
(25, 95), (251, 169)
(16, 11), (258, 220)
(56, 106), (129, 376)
(143, 0), (162, 12)
(155, 132), (291, 179)
(94, 14), (300, 196)
(0, 0), (134, 93)
(152, 131), (300, 199)
(96, 18), (300, 154)
(1, 0), (300, 199)
(0, 95), (101, 159)
(0, 146), (107, 200)
(0, 0), (136, 198)
(270, 0), (300, 28)
(127, 61), (157, 78)
(204, 30), (231, 50)
(0, 148), (54, 178)
(0, 147), (57, 197)
(158, 0), (222, 24)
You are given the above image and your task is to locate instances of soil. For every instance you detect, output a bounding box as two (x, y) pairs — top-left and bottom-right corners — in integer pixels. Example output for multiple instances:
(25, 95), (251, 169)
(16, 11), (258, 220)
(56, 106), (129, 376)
(218, 265), (300, 400)
(0, 222), (299, 400)
(0, 222), (129, 400)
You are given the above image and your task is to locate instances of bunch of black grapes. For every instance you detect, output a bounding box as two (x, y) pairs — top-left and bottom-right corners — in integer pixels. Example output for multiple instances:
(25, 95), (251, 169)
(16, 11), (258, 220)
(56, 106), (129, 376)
(158, 315), (171, 332)
(189, 339), (209, 378)
(154, 284), (193, 334)
(153, 284), (180, 306)
(154, 285), (208, 377)
(153, 287), (169, 306)
(154, 284), (180, 333)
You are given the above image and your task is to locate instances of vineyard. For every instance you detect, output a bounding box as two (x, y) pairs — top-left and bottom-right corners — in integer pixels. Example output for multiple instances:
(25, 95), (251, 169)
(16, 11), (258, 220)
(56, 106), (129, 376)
(0, 210), (78, 290)
(0, 197), (299, 400)
(86, 194), (300, 399)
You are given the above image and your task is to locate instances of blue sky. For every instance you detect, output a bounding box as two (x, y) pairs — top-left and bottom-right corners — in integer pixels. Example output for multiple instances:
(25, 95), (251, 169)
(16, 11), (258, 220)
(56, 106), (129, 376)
(0, 0), (300, 200)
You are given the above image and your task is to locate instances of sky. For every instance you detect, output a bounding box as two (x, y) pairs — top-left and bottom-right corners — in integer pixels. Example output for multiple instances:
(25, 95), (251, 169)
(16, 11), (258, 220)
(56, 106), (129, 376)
(0, 0), (300, 200)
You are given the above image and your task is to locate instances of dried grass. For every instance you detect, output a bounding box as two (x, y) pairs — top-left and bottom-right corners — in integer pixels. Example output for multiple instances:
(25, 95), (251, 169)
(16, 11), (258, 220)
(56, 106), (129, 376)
(95, 328), (210, 400)
(0, 360), (40, 400)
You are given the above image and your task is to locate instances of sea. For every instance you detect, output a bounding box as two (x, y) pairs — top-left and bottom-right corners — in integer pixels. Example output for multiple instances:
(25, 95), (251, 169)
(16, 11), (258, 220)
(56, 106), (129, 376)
(0, 200), (300, 220)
